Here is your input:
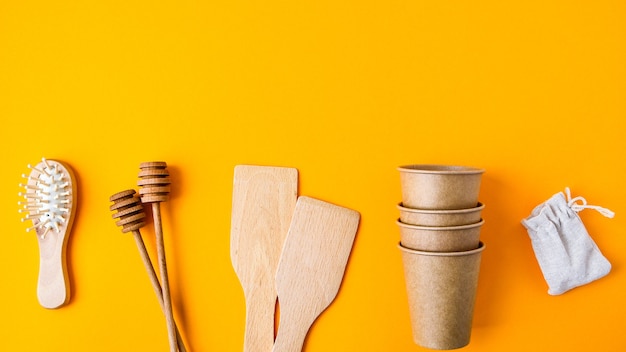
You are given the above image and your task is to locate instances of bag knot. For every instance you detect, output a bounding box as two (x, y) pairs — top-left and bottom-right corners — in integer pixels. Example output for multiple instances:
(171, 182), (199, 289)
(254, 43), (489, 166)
(565, 187), (615, 218)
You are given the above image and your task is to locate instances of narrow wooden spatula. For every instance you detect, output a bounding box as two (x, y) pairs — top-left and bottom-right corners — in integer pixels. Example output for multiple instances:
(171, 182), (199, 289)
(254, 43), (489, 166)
(231, 165), (298, 352)
(273, 196), (360, 352)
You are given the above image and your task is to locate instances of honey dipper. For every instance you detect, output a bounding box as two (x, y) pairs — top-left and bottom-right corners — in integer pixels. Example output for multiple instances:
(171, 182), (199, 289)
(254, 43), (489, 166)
(137, 161), (177, 352)
(109, 189), (186, 352)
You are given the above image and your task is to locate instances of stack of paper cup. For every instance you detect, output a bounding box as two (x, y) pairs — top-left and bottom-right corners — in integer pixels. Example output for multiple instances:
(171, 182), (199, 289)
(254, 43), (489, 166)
(397, 164), (485, 350)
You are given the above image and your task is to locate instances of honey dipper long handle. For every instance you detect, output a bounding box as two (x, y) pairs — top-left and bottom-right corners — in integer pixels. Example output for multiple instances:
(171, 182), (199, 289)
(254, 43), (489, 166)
(132, 231), (187, 352)
(152, 203), (178, 352)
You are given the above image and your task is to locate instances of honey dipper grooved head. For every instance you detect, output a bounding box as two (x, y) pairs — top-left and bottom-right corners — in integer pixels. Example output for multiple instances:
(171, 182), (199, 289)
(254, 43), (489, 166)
(110, 189), (146, 233)
(138, 161), (170, 203)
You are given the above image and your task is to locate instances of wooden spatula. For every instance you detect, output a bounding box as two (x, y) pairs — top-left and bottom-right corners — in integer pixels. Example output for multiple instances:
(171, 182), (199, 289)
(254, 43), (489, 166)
(273, 196), (360, 352)
(230, 165), (298, 352)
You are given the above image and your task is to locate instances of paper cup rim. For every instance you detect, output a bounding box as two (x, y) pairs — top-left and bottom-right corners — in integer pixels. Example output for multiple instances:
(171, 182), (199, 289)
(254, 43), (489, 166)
(397, 202), (485, 214)
(397, 164), (485, 175)
(396, 218), (484, 230)
(398, 241), (486, 256)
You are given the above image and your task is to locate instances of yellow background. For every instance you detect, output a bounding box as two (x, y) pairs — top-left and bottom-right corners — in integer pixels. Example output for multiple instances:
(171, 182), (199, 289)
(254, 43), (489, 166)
(1, 1), (625, 351)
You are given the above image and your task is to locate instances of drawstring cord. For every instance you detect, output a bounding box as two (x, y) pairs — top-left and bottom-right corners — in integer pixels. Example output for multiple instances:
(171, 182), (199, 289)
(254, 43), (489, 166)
(565, 187), (615, 218)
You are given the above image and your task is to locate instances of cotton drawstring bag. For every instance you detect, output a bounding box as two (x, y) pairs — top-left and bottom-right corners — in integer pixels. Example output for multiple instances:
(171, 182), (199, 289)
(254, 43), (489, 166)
(521, 188), (614, 295)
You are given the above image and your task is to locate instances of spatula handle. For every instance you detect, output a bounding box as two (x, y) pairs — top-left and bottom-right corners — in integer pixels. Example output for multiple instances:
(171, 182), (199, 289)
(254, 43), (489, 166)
(243, 288), (277, 352)
(272, 307), (311, 352)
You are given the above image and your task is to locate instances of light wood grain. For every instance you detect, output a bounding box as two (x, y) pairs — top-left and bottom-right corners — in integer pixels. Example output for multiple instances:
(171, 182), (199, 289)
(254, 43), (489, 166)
(230, 165), (298, 352)
(273, 196), (360, 352)
(36, 229), (71, 309)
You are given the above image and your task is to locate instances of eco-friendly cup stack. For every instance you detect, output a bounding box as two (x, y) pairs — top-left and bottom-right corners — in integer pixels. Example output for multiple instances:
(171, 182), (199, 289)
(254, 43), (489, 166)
(397, 164), (485, 350)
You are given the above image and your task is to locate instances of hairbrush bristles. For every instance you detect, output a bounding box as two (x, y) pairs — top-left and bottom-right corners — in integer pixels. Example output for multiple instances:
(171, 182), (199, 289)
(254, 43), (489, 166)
(19, 158), (74, 239)
(110, 189), (147, 233)
(138, 161), (171, 203)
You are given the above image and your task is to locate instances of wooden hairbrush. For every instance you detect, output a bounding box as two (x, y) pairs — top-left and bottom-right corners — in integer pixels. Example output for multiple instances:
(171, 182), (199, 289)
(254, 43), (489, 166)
(109, 189), (186, 352)
(137, 161), (177, 352)
(18, 158), (76, 309)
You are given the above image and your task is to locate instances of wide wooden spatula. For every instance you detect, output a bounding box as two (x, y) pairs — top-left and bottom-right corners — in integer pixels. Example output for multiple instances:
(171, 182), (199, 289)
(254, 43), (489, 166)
(231, 165), (298, 352)
(273, 196), (360, 352)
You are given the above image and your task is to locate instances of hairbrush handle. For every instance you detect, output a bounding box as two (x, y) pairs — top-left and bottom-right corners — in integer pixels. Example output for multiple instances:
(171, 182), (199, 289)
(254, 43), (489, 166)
(36, 233), (70, 309)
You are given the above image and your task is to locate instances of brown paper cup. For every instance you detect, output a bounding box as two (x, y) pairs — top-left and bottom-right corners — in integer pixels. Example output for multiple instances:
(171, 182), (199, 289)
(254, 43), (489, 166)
(397, 219), (483, 252)
(398, 165), (484, 209)
(399, 242), (485, 350)
(397, 202), (484, 227)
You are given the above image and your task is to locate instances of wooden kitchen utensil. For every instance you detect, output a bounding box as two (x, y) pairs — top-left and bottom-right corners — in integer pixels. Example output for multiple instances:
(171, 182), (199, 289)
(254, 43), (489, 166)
(138, 161), (177, 352)
(230, 165), (298, 352)
(109, 189), (187, 352)
(272, 196), (360, 352)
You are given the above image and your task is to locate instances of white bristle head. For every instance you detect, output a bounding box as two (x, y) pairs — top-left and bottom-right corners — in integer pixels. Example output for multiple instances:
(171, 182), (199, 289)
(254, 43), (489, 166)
(19, 158), (73, 238)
